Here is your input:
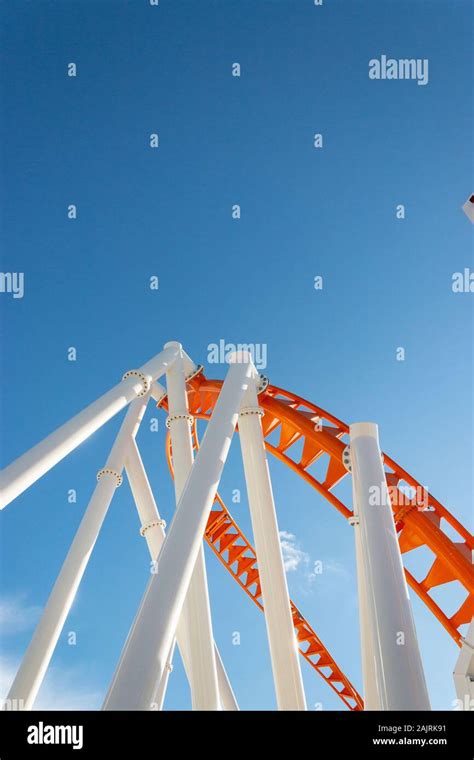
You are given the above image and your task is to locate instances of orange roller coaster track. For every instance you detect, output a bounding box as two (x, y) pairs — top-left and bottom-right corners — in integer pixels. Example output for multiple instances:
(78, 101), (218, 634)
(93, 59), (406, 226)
(161, 368), (474, 711)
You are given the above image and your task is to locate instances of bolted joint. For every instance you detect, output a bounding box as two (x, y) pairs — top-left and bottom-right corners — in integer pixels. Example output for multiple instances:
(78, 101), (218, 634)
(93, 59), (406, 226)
(348, 515), (359, 527)
(97, 468), (123, 487)
(342, 445), (352, 472)
(155, 366), (203, 408)
(140, 518), (166, 537)
(122, 370), (151, 397)
(257, 374), (269, 394)
(165, 413), (194, 429)
(239, 406), (264, 418)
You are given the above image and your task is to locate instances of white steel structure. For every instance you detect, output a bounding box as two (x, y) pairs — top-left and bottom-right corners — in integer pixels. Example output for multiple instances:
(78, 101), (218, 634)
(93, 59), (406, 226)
(453, 618), (474, 708)
(349, 423), (431, 710)
(1, 342), (463, 711)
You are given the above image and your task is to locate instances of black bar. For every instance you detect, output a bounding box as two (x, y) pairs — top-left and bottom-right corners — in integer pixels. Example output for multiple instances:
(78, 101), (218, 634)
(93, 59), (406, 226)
(0, 710), (471, 757)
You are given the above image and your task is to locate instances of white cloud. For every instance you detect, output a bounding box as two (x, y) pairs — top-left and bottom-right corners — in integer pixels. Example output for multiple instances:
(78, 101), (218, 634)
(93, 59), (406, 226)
(0, 594), (42, 635)
(322, 559), (351, 580)
(278, 534), (352, 598)
(0, 595), (103, 710)
(0, 653), (103, 711)
(307, 557), (353, 592)
(279, 531), (310, 573)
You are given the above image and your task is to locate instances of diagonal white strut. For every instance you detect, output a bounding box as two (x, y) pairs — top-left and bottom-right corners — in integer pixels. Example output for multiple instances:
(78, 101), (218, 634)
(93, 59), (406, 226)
(103, 353), (253, 710)
(237, 363), (307, 710)
(123, 436), (238, 710)
(6, 395), (150, 710)
(0, 345), (180, 510)
(123, 436), (181, 710)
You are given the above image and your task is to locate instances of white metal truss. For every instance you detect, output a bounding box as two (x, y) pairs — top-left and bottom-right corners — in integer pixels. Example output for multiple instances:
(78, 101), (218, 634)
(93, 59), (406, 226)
(0, 343), (438, 711)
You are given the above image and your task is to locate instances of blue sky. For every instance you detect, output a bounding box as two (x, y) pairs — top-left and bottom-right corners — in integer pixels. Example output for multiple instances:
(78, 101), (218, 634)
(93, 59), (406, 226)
(0, 0), (472, 710)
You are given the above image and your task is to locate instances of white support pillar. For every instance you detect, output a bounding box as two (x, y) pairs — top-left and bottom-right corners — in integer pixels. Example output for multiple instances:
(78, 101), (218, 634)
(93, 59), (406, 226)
(6, 396), (149, 710)
(349, 508), (379, 710)
(123, 438), (238, 710)
(123, 438), (183, 709)
(0, 345), (179, 509)
(237, 362), (307, 711)
(152, 640), (177, 711)
(214, 642), (239, 711)
(453, 617), (474, 709)
(164, 341), (220, 711)
(350, 422), (431, 711)
(103, 354), (252, 710)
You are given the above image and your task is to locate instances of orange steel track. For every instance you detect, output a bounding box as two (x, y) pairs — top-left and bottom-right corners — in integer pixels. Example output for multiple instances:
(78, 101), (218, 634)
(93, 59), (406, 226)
(160, 370), (473, 711)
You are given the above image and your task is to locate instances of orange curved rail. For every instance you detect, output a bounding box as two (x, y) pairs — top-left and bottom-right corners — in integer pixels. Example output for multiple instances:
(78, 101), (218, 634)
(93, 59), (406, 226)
(160, 369), (473, 707)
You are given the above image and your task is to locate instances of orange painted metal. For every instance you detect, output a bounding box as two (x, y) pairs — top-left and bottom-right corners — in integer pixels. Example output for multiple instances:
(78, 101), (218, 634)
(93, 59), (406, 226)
(204, 490), (364, 710)
(160, 369), (474, 707)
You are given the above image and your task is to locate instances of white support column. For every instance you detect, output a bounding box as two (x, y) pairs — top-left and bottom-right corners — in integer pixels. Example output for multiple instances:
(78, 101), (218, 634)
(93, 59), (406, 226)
(350, 422), (431, 711)
(152, 640), (177, 711)
(0, 345), (179, 509)
(103, 354), (252, 710)
(237, 361), (307, 711)
(164, 341), (220, 711)
(349, 508), (379, 710)
(6, 396), (149, 710)
(124, 438), (184, 709)
(124, 438), (238, 710)
(453, 617), (474, 709)
(214, 642), (239, 711)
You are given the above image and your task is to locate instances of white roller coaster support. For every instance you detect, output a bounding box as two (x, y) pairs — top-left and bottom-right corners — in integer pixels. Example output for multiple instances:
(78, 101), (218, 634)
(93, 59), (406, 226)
(102, 354), (252, 710)
(350, 422), (431, 711)
(0, 345), (179, 509)
(350, 496), (379, 710)
(123, 437), (238, 710)
(214, 642), (239, 711)
(237, 366), (307, 711)
(453, 617), (474, 708)
(164, 341), (220, 710)
(123, 438), (179, 710)
(151, 640), (177, 711)
(5, 396), (149, 711)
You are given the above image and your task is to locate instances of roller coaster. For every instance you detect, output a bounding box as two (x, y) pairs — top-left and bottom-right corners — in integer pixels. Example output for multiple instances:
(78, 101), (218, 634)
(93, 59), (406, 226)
(1, 343), (473, 711)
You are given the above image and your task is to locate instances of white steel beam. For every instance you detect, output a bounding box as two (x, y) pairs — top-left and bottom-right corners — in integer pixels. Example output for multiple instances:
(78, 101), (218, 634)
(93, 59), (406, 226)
(237, 363), (307, 711)
(0, 345), (179, 509)
(102, 354), (252, 710)
(164, 341), (220, 710)
(123, 438), (182, 709)
(213, 643), (238, 711)
(6, 396), (149, 710)
(350, 422), (431, 711)
(453, 617), (474, 708)
(349, 506), (379, 709)
(123, 437), (238, 710)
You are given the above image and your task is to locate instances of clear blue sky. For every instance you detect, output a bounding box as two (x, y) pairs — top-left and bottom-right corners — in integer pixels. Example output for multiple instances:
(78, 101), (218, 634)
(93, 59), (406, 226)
(0, 0), (472, 711)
